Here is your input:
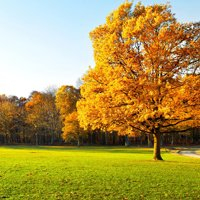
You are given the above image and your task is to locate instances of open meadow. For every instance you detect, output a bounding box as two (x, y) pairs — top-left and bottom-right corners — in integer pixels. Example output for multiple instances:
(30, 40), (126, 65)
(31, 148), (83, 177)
(0, 146), (200, 200)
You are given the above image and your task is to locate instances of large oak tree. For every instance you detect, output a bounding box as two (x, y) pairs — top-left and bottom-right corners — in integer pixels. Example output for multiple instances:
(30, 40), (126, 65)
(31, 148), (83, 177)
(77, 2), (200, 160)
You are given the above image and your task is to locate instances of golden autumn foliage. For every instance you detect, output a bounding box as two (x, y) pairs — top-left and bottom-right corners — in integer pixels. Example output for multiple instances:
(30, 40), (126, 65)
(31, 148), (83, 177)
(56, 85), (84, 145)
(62, 111), (83, 143)
(77, 2), (200, 160)
(25, 91), (61, 145)
(55, 86), (80, 121)
(0, 98), (18, 143)
(25, 92), (47, 128)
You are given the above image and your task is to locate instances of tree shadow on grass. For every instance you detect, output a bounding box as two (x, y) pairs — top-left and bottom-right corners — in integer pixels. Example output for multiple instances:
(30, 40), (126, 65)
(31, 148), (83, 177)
(0, 145), (156, 154)
(96, 148), (153, 154)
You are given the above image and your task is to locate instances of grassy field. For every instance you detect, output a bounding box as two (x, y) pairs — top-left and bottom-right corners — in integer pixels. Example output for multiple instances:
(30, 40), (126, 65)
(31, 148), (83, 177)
(0, 146), (200, 200)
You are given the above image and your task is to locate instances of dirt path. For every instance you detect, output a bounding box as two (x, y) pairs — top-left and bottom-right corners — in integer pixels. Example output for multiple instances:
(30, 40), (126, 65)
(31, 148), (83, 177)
(179, 151), (200, 158)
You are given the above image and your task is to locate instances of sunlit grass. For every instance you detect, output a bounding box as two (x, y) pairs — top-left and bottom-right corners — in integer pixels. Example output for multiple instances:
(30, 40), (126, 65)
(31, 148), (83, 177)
(0, 146), (200, 200)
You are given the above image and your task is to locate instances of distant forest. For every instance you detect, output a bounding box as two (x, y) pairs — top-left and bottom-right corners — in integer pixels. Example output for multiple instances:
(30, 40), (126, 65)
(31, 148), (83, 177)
(0, 86), (199, 146)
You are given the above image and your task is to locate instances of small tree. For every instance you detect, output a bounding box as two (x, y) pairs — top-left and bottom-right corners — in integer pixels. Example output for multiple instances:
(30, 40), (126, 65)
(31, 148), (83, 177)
(77, 2), (200, 160)
(0, 96), (18, 144)
(26, 91), (61, 145)
(56, 85), (84, 146)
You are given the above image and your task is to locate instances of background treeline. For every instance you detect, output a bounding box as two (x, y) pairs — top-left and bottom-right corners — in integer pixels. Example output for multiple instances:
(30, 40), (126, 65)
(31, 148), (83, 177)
(0, 86), (199, 146)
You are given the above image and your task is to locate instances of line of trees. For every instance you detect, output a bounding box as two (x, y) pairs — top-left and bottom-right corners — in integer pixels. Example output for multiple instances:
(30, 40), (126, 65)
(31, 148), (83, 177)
(0, 87), (199, 147)
(0, 90), (61, 145)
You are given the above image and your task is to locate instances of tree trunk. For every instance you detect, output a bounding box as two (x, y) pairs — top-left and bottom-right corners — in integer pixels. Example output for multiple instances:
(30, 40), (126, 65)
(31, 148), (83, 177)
(51, 131), (54, 145)
(4, 134), (7, 144)
(112, 132), (115, 145)
(5, 133), (11, 144)
(77, 133), (80, 147)
(88, 133), (92, 145)
(153, 133), (163, 160)
(125, 135), (130, 147)
(105, 132), (108, 145)
(140, 136), (143, 145)
(171, 133), (174, 145)
(35, 133), (38, 146)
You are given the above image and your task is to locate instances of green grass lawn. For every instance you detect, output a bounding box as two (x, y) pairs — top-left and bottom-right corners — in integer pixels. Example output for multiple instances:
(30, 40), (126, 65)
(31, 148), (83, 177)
(0, 146), (200, 200)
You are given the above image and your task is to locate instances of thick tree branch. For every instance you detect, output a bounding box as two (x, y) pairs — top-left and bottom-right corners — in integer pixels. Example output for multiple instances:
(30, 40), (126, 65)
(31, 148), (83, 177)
(161, 118), (192, 128)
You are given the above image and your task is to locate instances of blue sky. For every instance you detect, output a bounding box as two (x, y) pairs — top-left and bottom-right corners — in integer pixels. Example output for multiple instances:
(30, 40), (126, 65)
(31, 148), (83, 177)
(0, 0), (199, 97)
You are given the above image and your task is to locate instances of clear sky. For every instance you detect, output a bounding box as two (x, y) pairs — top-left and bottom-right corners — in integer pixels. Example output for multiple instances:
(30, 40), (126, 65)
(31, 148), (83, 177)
(0, 0), (199, 98)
